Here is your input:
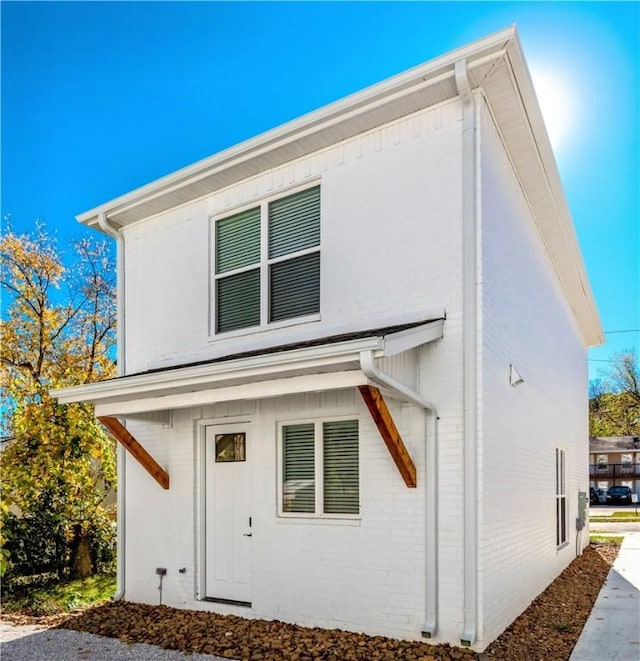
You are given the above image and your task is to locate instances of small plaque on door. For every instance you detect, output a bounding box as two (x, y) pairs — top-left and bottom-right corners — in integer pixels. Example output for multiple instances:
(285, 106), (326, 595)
(215, 433), (246, 462)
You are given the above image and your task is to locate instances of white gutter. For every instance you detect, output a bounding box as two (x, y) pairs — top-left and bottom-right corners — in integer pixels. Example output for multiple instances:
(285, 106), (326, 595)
(359, 350), (439, 638)
(98, 212), (127, 603)
(455, 59), (479, 647)
(53, 336), (384, 404)
(77, 28), (514, 229)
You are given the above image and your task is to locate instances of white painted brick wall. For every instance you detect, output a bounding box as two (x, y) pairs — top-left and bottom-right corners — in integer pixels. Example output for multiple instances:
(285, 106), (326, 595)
(115, 90), (590, 650)
(476, 101), (590, 647)
(122, 99), (463, 374)
(119, 99), (469, 644)
(122, 390), (433, 640)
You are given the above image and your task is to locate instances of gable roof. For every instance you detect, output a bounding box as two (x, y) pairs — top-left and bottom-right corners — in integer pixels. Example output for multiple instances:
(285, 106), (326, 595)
(76, 26), (603, 347)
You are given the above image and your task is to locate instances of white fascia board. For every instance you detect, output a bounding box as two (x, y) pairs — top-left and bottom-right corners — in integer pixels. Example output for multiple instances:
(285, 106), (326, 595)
(76, 27), (514, 228)
(501, 36), (603, 347)
(382, 319), (445, 356)
(94, 371), (367, 417)
(50, 336), (383, 405)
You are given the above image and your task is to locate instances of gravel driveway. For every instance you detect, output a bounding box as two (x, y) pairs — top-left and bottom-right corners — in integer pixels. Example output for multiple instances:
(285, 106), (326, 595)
(0, 621), (230, 661)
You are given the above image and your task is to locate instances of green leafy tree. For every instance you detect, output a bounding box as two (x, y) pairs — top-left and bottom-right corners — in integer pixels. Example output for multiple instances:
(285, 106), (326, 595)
(1, 223), (117, 579)
(589, 351), (640, 437)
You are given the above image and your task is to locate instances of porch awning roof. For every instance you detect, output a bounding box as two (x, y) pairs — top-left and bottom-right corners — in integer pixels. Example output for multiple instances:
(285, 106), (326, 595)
(51, 317), (444, 417)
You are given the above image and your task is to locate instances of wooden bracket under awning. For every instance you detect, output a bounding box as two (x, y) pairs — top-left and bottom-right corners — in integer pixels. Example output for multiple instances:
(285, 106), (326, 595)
(98, 416), (170, 490)
(358, 385), (417, 488)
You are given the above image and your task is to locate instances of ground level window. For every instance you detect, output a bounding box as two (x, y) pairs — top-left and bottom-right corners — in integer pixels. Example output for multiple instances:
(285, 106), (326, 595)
(556, 448), (567, 547)
(281, 419), (359, 516)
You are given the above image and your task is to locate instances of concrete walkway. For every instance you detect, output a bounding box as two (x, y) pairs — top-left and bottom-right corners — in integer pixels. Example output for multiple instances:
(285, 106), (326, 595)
(570, 532), (640, 661)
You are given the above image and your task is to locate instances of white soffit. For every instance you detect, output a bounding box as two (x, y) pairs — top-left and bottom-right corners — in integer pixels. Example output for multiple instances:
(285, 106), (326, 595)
(77, 27), (514, 229)
(485, 36), (603, 347)
(382, 318), (444, 356)
(94, 372), (368, 417)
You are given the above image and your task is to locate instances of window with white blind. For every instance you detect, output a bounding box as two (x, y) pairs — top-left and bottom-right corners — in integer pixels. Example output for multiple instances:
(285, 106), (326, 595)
(213, 185), (321, 334)
(556, 448), (567, 547)
(281, 419), (359, 517)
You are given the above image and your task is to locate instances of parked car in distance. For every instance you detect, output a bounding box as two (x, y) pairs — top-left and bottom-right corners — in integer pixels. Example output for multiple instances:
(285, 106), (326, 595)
(597, 488), (607, 503)
(589, 487), (599, 505)
(606, 485), (632, 504)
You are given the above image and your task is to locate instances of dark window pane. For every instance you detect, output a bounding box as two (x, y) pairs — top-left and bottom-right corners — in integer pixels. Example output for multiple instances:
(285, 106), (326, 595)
(215, 433), (246, 462)
(270, 252), (320, 322)
(216, 269), (260, 333)
(283, 424), (315, 513)
(323, 420), (359, 514)
(269, 187), (320, 259)
(216, 208), (261, 274)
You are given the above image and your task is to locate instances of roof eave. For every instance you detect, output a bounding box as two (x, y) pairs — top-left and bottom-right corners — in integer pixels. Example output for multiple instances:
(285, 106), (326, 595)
(51, 336), (384, 406)
(75, 25), (602, 348)
(50, 318), (445, 409)
(76, 26), (515, 229)
(500, 34), (604, 348)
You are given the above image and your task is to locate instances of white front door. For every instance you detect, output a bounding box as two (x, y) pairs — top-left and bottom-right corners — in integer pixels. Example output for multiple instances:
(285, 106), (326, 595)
(205, 424), (252, 604)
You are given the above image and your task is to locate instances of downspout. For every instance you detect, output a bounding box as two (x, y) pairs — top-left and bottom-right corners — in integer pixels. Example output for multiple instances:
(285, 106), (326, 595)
(455, 58), (479, 647)
(98, 212), (127, 602)
(359, 350), (439, 637)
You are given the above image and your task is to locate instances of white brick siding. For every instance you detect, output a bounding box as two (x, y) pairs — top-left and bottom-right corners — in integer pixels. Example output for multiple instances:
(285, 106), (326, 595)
(122, 99), (462, 374)
(122, 390), (431, 640)
(112, 89), (591, 651)
(476, 100), (589, 647)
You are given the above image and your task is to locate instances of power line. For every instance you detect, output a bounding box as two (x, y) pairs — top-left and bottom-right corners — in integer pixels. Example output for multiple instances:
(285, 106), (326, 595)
(604, 329), (640, 334)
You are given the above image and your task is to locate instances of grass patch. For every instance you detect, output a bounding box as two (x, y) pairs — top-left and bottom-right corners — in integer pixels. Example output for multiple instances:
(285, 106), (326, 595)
(588, 516), (640, 523)
(591, 509), (639, 517)
(2, 573), (116, 616)
(589, 534), (624, 544)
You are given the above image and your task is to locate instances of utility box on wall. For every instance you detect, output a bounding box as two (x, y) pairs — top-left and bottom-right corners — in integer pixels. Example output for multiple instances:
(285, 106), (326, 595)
(577, 491), (587, 530)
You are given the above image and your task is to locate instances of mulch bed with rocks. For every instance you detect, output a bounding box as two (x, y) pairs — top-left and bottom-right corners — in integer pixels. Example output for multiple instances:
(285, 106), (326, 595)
(1, 542), (619, 661)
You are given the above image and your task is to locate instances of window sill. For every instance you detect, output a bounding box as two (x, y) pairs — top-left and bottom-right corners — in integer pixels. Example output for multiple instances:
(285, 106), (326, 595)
(556, 541), (570, 552)
(276, 515), (361, 527)
(209, 314), (321, 343)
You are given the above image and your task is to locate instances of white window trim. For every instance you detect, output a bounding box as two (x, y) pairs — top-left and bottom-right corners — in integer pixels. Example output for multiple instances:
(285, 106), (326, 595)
(209, 181), (322, 338)
(556, 448), (568, 550)
(276, 415), (361, 521)
(194, 415), (253, 602)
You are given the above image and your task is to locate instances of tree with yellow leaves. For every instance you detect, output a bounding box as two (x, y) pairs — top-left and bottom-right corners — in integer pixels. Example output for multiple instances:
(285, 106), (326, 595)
(1, 223), (116, 579)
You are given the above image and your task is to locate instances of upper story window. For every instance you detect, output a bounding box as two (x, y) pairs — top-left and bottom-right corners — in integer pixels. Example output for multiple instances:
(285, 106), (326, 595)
(213, 185), (321, 334)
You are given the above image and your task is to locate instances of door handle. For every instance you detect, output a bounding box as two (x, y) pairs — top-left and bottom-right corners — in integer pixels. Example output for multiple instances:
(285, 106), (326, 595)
(243, 533), (252, 537)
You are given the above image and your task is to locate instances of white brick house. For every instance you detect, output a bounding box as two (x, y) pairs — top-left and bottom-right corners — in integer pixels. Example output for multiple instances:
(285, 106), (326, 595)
(53, 27), (603, 651)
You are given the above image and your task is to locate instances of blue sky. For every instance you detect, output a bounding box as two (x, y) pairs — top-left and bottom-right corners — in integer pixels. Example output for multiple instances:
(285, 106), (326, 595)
(2, 1), (638, 382)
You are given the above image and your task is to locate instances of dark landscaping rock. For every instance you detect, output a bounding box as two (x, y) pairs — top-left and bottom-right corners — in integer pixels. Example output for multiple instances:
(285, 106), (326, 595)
(0, 543), (618, 661)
